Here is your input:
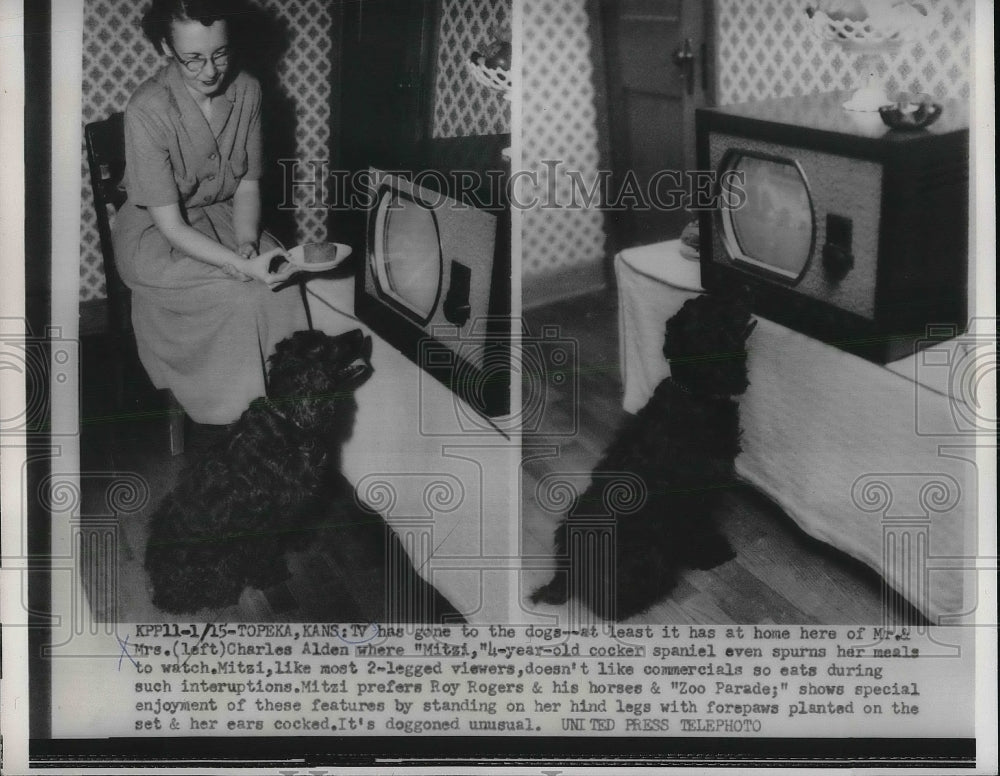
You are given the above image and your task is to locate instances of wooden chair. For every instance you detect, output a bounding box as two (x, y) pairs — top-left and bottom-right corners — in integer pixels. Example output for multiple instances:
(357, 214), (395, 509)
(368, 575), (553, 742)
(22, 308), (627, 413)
(84, 112), (185, 455)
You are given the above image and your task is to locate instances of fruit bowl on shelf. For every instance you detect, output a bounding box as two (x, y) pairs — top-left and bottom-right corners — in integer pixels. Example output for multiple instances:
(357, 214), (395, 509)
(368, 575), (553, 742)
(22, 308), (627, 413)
(878, 93), (943, 130)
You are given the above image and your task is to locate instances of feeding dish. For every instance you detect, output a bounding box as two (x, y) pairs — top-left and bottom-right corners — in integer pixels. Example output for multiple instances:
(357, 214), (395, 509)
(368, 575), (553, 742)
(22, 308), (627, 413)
(284, 242), (353, 272)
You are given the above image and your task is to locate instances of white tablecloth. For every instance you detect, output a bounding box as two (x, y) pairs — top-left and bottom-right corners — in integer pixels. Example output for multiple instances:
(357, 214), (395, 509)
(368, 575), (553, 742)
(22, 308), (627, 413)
(616, 240), (704, 413)
(304, 277), (516, 624)
(617, 241), (976, 622)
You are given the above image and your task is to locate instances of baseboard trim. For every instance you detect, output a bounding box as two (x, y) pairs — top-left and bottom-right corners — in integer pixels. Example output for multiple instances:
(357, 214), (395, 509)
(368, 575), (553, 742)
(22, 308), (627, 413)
(522, 260), (608, 311)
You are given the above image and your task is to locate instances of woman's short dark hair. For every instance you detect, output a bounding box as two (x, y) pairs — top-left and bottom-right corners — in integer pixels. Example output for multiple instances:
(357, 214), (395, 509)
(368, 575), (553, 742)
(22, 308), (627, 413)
(141, 0), (241, 54)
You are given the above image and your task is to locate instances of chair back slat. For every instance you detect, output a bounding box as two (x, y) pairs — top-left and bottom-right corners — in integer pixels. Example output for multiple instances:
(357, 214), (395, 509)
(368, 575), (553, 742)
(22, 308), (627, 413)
(84, 112), (131, 335)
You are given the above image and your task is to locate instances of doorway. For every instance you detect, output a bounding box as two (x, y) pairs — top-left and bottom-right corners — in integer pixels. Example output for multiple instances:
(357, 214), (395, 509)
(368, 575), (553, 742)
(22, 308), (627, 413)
(597, 0), (715, 251)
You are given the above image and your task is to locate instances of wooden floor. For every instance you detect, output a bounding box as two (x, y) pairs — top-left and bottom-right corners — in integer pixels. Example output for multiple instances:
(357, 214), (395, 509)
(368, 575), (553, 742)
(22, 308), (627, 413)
(519, 289), (921, 626)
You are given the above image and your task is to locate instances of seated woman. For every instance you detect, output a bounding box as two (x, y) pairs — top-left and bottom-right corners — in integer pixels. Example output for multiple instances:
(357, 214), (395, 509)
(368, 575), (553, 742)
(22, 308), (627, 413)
(113, 0), (307, 429)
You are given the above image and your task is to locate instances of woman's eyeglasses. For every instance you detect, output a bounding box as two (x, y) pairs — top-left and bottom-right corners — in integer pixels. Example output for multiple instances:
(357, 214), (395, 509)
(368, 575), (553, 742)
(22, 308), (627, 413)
(175, 49), (229, 74)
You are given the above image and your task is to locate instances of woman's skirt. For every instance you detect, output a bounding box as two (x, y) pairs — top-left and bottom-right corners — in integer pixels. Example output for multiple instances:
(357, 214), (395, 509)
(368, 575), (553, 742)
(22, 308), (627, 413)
(113, 199), (309, 424)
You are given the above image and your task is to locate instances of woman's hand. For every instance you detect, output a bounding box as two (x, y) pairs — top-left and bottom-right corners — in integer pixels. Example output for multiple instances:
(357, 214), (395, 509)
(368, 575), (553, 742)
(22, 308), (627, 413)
(221, 261), (253, 282)
(237, 240), (259, 260)
(241, 246), (297, 286)
(147, 204), (293, 285)
(224, 241), (259, 280)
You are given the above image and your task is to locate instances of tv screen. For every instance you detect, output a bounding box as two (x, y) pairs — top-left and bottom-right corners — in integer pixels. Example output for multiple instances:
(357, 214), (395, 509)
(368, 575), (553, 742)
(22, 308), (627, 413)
(719, 152), (815, 281)
(373, 189), (443, 324)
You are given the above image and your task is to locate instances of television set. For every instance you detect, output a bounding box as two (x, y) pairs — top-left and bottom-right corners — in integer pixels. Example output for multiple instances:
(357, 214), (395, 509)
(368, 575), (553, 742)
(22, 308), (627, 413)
(355, 136), (511, 417)
(697, 92), (969, 363)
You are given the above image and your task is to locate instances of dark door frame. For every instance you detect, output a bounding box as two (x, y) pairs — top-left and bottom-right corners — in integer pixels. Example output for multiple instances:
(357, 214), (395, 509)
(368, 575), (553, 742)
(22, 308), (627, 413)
(329, 0), (443, 259)
(588, 0), (716, 277)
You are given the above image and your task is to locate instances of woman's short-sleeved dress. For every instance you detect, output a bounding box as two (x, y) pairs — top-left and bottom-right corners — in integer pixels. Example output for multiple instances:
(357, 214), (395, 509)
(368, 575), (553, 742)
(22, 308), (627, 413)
(113, 61), (307, 424)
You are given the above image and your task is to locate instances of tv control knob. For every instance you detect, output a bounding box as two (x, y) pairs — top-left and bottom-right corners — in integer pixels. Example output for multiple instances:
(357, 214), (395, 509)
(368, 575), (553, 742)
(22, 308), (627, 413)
(444, 260), (473, 327)
(822, 243), (854, 281)
(444, 300), (472, 327)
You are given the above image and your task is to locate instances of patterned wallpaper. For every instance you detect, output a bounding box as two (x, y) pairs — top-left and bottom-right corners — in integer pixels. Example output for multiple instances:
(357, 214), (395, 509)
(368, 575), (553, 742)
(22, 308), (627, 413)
(80, 0), (332, 302)
(521, 0), (605, 281)
(432, 0), (511, 138)
(715, 0), (972, 105)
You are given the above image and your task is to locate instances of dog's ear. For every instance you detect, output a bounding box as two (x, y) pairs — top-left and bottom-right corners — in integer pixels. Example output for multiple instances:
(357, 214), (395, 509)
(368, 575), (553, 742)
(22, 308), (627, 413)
(719, 288), (754, 337)
(662, 296), (698, 361)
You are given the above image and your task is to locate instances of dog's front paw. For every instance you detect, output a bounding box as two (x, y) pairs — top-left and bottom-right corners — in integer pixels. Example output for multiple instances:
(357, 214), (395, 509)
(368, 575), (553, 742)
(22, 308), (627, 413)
(530, 575), (568, 606)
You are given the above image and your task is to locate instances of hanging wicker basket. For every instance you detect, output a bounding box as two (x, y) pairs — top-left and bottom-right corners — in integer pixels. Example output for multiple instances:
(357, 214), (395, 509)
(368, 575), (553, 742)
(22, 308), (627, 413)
(809, 1), (933, 51)
(467, 57), (512, 98)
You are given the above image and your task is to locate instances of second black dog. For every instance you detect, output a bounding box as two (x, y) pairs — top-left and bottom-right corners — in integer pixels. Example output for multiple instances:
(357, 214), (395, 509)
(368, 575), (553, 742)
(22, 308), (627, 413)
(531, 293), (756, 620)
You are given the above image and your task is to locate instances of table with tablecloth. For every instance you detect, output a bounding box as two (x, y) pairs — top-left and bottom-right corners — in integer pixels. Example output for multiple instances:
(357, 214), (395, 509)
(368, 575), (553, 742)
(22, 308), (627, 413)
(616, 240), (978, 622)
